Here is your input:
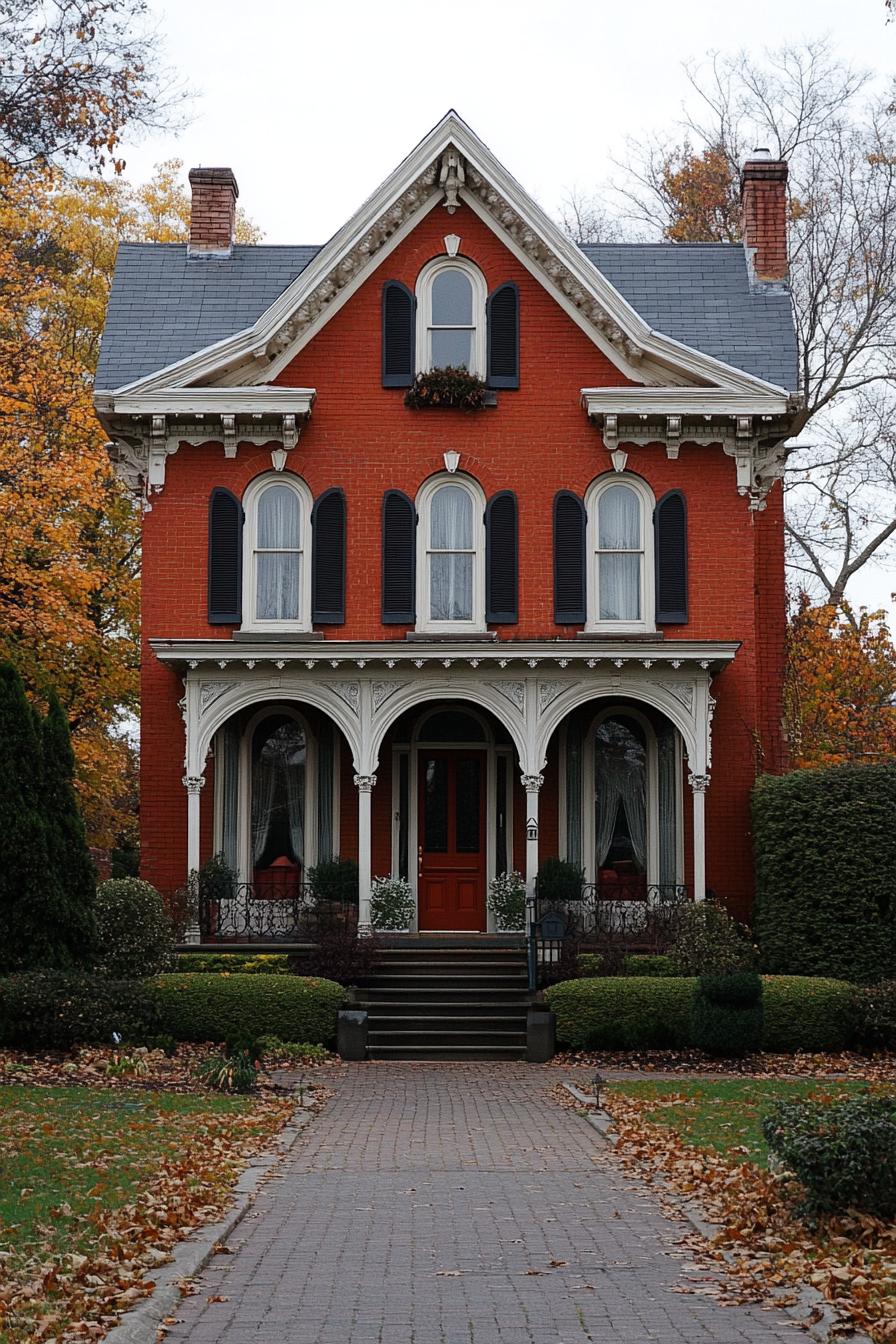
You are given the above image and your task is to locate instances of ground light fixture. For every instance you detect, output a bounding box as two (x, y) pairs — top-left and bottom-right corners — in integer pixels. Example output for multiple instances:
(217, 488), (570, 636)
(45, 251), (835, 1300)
(592, 1070), (606, 1110)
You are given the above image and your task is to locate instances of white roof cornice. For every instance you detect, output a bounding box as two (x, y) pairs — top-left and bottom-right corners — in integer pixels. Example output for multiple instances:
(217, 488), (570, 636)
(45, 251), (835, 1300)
(108, 112), (789, 401)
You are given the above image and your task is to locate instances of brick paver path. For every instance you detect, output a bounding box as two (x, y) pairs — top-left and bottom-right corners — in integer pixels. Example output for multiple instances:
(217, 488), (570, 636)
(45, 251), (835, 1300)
(166, 1063), (803, 1343)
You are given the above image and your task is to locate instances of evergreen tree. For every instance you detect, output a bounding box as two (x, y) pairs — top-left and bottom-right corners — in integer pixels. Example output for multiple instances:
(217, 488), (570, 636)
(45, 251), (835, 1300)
(41, 690), (97, 964)
(0, 661), (50, 969)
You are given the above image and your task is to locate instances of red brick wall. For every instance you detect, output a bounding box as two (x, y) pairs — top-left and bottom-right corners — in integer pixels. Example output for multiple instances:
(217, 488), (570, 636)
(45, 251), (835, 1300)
(139, 202), (786, 918)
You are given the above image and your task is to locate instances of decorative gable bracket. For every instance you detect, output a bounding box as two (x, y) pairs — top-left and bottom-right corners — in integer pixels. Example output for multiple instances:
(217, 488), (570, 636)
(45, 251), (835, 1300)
(95, 387), (315, 507)
(582, 387), (800, 511)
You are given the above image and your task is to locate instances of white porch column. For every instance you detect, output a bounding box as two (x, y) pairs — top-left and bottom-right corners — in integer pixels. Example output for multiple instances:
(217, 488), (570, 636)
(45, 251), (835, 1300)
(689, 772), (709, 903)
(183, 774), (205, 943)
(354, 773), (377, 937)
(521, 773), (544, 904)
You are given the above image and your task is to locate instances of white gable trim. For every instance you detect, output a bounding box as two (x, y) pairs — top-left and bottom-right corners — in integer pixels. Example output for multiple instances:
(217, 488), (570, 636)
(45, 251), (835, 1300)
(104, 113), (790, 400)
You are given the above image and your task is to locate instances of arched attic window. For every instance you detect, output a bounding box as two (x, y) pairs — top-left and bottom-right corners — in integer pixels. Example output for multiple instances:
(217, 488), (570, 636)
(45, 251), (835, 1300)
(416, 257), (487, 378)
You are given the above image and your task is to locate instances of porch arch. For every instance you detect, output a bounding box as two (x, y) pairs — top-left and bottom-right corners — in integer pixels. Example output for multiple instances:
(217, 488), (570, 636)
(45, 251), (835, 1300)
(192, 682), (362, 778)
(364, 679), (529, 777)
(535, 679), (700, 776)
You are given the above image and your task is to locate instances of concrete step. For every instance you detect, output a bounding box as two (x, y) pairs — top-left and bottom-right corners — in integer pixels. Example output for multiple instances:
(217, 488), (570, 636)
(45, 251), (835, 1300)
(366, 1044), (528, 1060)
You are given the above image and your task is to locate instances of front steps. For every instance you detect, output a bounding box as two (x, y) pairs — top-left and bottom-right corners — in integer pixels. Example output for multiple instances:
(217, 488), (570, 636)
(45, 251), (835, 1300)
(357, 944), (531, 1060)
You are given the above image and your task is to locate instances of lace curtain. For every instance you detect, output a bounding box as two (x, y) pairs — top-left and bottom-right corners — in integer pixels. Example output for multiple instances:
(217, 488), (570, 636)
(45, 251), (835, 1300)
(256, 485), (301, 621)
(221, 724), (240, 873)
(594, 717), (647, 869)
(597, 485), (641, 622)
(251, 720), (305, 866)
(565, 730), (583, 865)
(316, 729), (333, 862)
(430, 484), (473, 620)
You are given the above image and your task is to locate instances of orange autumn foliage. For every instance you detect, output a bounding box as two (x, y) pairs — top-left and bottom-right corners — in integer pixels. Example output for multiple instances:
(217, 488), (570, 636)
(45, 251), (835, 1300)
(785, 595), (896, 767)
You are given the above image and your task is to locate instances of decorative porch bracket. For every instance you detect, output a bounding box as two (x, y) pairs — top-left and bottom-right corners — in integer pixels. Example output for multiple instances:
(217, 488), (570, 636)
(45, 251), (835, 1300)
(581, 388), (799, 511)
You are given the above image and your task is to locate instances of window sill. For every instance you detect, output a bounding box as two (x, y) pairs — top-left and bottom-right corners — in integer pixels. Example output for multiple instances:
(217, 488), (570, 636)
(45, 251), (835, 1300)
(406, 631), (496, 643)
(233, 630), (324, 642)
(576, 630), (663, 642)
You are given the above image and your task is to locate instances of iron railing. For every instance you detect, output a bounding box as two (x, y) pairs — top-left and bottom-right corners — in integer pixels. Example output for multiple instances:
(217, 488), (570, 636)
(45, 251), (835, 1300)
(198, 882), (357, 942)
(527, 883), (693, 988)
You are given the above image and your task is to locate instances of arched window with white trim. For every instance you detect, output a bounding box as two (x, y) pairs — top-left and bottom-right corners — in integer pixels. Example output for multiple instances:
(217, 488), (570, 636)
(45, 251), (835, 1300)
(242, 473), (312, 631)
(416, 257), (487, 377)
(585, 474), (655, 632)
(416, 474), (486, 632)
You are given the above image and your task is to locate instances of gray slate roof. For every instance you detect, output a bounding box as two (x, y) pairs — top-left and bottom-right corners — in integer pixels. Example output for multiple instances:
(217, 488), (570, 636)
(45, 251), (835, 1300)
(96, 239), (797, 392)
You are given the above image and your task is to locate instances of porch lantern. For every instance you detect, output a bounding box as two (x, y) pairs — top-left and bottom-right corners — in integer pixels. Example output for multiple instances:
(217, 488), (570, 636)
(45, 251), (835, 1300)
(526, 816), (538, 842)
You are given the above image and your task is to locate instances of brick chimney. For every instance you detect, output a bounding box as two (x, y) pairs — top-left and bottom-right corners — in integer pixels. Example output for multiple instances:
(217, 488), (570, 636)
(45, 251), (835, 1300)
(188, 166), (238, 255)
(740, 149), (789, 284)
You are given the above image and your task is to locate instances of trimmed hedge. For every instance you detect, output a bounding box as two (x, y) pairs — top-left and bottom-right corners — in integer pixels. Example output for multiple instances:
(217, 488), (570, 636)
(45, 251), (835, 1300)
(753, 764), (896, 982)
(0, 971), (161, 1048)
(174, 953), (290, 975)
(153, 973), (344, 1046)
(546, 974), (855, 1052)
(761, 976), (854, 1053)
(546, 977), (696, 1049)
(622, 954), (677, 977)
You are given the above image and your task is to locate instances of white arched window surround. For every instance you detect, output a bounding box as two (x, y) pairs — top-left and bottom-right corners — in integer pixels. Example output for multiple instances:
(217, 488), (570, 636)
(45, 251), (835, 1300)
(415, 472), (487, 634)
(585, 472), (656, 633)
(415, 255), (487, 379)
(241, 472), (313, 632)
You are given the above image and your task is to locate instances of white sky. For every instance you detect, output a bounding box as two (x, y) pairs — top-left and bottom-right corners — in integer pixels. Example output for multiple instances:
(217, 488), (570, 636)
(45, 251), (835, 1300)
(120, 0), (896, 616)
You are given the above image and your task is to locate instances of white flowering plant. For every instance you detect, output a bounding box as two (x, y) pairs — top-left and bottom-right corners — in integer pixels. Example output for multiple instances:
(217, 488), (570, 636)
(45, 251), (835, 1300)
(370, 876), (415, 931)
(487, 871), (527, 932)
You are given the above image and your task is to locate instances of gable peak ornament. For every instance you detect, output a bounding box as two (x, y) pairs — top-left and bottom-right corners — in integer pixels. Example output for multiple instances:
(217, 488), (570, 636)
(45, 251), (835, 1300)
(439, 149), (466, 213)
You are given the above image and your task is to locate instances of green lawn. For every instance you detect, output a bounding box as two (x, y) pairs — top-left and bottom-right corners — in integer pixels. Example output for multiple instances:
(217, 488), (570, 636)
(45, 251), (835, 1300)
(0, 1084), (288, 1342)
(610, 1078), (888, 1167)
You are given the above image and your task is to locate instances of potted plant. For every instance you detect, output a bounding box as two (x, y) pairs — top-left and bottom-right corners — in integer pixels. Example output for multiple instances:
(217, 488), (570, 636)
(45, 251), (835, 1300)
(536, 858), (585, 904)
(487, 870), (527, 932)
(404, 366), (488, 410)
(370, 875), (415, 932)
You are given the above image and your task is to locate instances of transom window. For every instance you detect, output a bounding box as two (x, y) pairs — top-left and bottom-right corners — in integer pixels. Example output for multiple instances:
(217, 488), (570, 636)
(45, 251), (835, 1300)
(586, 475), (655, 631)
(416, 257), (487, 378)
(242, 473), (312, 631)
(416, 474), (486, 632)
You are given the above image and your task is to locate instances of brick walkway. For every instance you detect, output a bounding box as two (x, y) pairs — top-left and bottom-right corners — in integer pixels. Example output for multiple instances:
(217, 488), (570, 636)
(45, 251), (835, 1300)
(165, 1064), (803, 1343)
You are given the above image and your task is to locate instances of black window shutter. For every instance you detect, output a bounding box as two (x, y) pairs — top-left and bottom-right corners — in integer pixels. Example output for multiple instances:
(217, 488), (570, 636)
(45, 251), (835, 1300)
(655, 490), (688, 623)
(485, 490), (518, 623)
(486, 282), (519, 389)
(381, 490), (416, 623)
(382, 280), (415, 387)
(208, 487), (242, 624)
(553, 491), (586, 624)
(311, 488), (346, 625)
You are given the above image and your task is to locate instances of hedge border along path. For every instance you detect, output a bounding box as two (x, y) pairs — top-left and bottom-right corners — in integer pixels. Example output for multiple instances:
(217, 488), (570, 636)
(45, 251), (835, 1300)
(153, 974), (344, 1046)
(545, 976), (855, 1053)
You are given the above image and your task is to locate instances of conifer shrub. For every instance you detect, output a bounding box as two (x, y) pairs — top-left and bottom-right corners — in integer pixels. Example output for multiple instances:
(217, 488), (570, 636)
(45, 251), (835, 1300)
(753, 764), (896, 981)
(692, 971), (763, 1056)
(41, 691), (97, 963)
(852, 980), (896, 1051)
(0, 664), (54, 970)
(95, 878), (173, 978)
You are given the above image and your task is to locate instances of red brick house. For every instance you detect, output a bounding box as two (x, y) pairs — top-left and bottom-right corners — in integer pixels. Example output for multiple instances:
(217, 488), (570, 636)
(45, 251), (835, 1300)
(95, 113), (798, 943)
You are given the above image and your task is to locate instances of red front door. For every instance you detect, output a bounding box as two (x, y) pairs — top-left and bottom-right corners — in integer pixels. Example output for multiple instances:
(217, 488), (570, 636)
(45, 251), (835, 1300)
(417, 750), (486, 931)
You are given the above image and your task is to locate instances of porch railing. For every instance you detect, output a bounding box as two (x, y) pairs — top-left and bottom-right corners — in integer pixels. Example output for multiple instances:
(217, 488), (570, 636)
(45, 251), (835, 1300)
(198, 883), (357, 942)
(527, 883), (693, 988)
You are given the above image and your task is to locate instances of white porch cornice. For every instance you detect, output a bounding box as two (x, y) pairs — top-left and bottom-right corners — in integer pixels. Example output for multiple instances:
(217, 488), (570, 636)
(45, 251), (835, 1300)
(150, 636), (739, 674)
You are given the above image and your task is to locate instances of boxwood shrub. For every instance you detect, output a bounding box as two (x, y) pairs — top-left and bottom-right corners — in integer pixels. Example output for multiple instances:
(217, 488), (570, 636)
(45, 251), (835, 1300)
(753, 764), (896, 982)
(622, 954), (678, 977)
(0, 971), (162, 1048)
(763, 1094), (896, 1219)
(761, 976), (854, 1052)
(153, 973), (344, 1046)
(545, 976), (696, 1049)
(174, 952), (290, 975)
